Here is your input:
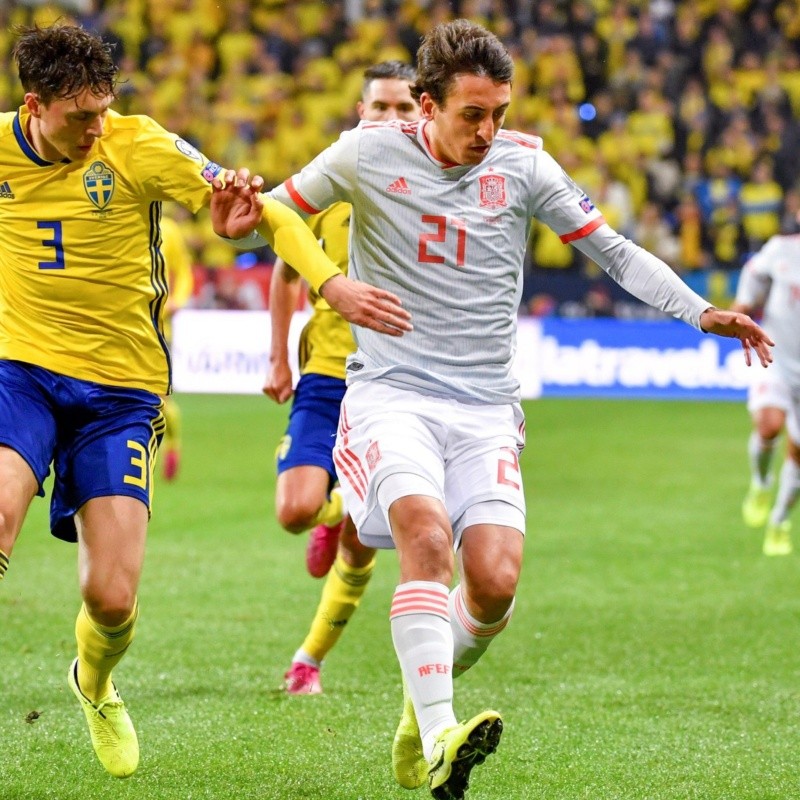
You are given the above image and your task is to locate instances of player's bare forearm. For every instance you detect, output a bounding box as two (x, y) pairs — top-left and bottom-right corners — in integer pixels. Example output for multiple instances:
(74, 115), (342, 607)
(699, 307), (774, 368)
(268, 266), (299, 368)
(319, 274), (413, 336)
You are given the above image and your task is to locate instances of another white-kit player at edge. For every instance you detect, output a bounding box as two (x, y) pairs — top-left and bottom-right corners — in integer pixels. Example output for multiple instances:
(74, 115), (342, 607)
(733, 229), (800, 555)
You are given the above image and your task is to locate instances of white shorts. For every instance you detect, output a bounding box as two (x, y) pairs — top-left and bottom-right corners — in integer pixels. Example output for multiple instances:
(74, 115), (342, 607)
(747, 370), (800, 442)
(333, 381), (527, 549)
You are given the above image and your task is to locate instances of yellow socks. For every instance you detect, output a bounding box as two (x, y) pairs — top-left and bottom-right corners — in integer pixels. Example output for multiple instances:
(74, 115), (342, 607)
(309, 486), (345, 529)
(300, 553), (375, 663)
(0, 548), (8, 580)
(75, 601), (138, 703)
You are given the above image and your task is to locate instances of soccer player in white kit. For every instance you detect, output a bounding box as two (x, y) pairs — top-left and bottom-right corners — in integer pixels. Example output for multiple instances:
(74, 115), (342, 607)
(733, 227), (800, 555)
(212, 20), (772, 800)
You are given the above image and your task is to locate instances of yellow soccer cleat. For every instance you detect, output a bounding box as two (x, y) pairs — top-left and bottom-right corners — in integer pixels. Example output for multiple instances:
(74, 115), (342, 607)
(763, 520), (793, 556)
(392, 681), (427, 789)
(427, 710), (503, 800)
(68, 658), (139, 778)
(742, 485), (772, 528)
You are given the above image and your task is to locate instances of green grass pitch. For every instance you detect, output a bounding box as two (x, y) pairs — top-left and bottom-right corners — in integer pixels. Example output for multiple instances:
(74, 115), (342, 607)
(2, 395), (798, 800)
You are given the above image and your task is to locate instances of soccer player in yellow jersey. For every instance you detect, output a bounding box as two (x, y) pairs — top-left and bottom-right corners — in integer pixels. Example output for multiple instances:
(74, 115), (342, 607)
(160, 211), (194, 481)
(262, 62), (420, 694)
(0, 23), (409, 779)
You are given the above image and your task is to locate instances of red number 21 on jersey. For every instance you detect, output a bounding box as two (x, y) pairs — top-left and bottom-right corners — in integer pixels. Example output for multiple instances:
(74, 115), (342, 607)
(418, 214), (467, 267)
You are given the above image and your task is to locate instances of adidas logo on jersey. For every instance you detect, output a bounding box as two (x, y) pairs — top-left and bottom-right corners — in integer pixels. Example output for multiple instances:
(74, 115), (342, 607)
(386, 177), (411, 195)
(0, 181), (14, 199)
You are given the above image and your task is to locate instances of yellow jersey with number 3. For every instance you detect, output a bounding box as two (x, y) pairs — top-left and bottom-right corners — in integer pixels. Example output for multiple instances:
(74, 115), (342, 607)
(0, 106), (218, 394)
(299, 202), (356, 380)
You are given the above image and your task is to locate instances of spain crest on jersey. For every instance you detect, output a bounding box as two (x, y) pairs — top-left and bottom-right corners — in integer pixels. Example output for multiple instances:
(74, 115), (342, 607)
(478, 173), (507, 209)
(83, 161), (115, 210)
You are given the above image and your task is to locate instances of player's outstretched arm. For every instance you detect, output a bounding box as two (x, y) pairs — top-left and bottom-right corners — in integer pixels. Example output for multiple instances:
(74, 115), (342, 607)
(211, 170), (412, 336)
(699, 307), (774, 368)
(257, 206), (412, 336)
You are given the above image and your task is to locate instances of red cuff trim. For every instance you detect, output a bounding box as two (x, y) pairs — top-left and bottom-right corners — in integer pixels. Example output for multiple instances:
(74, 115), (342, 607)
(284, 178), (320, 214)
(559, 216), (605, 244)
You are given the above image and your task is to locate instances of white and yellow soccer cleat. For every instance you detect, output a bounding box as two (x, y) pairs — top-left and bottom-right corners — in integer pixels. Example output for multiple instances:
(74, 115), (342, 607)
(763, 520), (793, 556)
(392, 681), (427, 789)
(427, 710), (503, 800)
(742, 485), (772, 528)
(68, 658), (139, 778)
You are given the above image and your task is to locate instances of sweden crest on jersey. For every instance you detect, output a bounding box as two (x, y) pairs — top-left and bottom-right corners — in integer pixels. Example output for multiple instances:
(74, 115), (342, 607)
(83, 161), (115, 209)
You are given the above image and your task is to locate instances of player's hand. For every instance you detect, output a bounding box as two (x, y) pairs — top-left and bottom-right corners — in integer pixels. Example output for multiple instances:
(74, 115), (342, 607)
(699, 307), (774, 368)
(210, 168), (265, 239)
(319, 274), (412, 336)
(263, 360), (294, 404)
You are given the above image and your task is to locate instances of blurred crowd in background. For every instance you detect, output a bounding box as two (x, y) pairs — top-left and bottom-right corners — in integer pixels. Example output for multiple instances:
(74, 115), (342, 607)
(4, 0), (800, 318)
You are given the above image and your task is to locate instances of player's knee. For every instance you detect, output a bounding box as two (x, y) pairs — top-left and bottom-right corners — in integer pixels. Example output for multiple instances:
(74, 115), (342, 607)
(755, 410), (785, 440)
(469, 569), (518, 619)
(0, 499), (29, 545)
(82, 590), (137, 627)
(397, 526), (454, 583)
(757, 423), (783, 441)
(0, 510), (20, 551)
(275, 497), (318, 533)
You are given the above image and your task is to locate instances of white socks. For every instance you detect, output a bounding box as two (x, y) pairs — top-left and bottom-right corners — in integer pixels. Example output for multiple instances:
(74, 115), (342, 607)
(770, 458), (800, 525)
(449, 584), (514, 675)
(749, 431), (777, 488)
(390, 580), (516, 759)
(390, 581), (456, 758)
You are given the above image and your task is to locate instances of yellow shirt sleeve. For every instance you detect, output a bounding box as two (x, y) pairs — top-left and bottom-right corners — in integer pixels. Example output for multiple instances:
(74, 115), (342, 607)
(256, 197), (341, 292)
(120, 113), (213, 213)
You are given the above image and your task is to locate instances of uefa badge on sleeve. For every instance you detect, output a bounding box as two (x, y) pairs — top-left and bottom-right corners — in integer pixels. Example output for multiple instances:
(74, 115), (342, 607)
(201, 162), (223, 182)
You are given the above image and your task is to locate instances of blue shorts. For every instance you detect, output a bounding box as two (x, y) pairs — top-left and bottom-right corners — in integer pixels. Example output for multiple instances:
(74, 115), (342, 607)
(276, 373), (346, 484)
(0, 360), (165, 542)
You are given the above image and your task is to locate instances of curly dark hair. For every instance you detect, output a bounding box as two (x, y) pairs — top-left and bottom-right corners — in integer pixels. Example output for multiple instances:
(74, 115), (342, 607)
(411, 19), (514, 107)
(12, 22), (118, 104)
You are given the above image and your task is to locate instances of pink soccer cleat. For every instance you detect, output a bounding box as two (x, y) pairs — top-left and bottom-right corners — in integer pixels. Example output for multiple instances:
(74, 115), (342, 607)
(284, 662), (322, 695)
(162, 448), (180, 481)
(305, 517), (346, 578)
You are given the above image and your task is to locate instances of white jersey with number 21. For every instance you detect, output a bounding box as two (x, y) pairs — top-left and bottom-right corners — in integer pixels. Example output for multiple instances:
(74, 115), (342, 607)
(269, 120), (710, 405)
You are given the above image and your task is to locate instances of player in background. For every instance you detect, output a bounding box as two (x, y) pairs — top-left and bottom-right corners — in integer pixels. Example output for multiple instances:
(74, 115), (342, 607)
(0, 22), (408, 781)
(211, 20), (772, 800)
(732, 220), (800, 555)
(264, 61), (420, 695)
(160, 208), (194, 481)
